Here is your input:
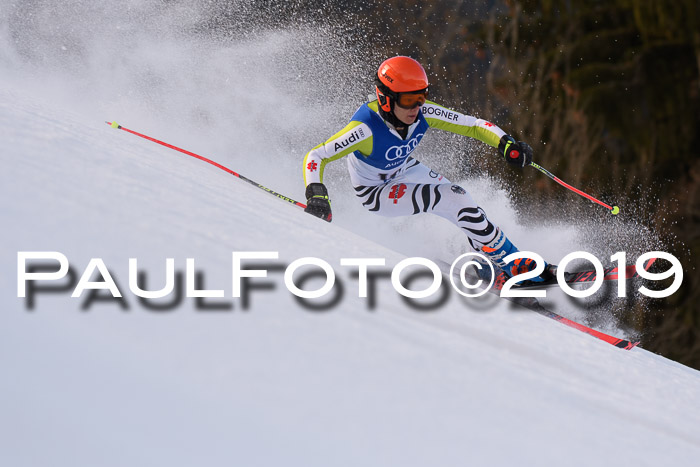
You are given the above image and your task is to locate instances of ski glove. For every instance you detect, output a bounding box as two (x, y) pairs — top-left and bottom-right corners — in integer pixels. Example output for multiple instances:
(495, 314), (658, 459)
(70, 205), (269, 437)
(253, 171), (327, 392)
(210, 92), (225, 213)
(499, 135), (533, 168)
(305, 183), (332, 222)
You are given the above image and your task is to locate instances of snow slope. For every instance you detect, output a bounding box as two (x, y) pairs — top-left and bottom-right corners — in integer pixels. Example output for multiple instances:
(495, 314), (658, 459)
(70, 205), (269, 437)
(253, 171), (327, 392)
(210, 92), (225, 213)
(3, 79), (700, 467)
(2, 3), (700, 466)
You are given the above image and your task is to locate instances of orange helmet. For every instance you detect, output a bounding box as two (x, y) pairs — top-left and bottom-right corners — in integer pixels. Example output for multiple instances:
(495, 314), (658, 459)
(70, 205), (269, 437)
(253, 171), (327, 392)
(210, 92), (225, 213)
(375, 56), (429, 113)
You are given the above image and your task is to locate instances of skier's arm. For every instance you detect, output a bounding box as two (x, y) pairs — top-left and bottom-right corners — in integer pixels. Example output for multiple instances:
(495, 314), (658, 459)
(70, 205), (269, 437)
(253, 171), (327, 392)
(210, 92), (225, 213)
(302, 121), (373, 222)
(303, 121), (373, 185)
(422, 101), (532, 167)
(421, 101), (505, 147)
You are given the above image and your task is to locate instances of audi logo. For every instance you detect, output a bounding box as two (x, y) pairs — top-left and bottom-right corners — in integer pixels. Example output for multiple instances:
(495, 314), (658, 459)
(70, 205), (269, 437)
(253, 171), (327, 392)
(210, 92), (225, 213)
(385, 134), (424, 161)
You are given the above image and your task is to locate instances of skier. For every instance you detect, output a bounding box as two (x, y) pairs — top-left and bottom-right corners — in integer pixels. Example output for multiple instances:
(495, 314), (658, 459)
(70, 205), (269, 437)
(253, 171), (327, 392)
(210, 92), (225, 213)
(302, 55), (554, 282)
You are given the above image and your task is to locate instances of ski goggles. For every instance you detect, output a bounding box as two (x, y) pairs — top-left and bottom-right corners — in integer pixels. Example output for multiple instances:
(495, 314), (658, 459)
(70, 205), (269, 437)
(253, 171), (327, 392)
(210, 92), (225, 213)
(395, 89), (428, 109)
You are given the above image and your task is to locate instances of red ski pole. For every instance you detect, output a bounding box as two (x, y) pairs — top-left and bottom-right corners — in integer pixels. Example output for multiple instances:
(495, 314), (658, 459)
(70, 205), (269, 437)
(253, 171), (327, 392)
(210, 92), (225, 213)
(106, 121), (306, 209)
(530, 161), (619, 215)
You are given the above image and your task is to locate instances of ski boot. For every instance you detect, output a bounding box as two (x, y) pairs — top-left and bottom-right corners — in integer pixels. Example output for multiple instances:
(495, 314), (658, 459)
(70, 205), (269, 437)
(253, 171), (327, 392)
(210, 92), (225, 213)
(477, 229), (556, 286)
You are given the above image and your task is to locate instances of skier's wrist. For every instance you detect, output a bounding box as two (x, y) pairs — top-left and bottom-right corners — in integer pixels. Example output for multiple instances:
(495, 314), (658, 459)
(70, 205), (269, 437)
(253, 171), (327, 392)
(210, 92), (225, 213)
(499, 135), (533, 168)
(304, 183), (332, 222)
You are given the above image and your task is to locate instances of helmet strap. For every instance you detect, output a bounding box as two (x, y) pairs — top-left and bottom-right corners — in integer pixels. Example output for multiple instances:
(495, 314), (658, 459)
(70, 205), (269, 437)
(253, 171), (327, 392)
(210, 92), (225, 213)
(375, 80), (409, 136)
(377, 105), (409, 138)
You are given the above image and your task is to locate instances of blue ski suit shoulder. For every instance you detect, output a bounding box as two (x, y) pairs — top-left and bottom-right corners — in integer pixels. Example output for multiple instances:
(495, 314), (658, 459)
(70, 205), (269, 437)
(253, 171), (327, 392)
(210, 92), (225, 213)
(350, 103), (430, 171)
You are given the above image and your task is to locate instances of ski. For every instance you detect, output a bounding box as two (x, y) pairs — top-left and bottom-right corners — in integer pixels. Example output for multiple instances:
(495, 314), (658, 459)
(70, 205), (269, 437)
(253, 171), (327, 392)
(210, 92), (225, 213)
(500, 295), (640, 350)
(560, 256), (657, 286)
(492, 256), (658, 290)
(437, 260), (641, 350)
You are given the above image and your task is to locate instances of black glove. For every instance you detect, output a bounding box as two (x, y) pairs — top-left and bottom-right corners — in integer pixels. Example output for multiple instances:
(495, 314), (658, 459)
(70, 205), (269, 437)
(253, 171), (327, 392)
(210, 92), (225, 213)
(305, 183), (332, 222)
(498, 135), (533, 168)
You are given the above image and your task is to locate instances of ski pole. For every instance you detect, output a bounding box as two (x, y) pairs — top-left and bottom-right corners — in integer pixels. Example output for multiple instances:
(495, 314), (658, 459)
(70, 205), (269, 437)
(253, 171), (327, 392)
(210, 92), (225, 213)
(106, 121), (306, 209)
(529, 161), (619, 215)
